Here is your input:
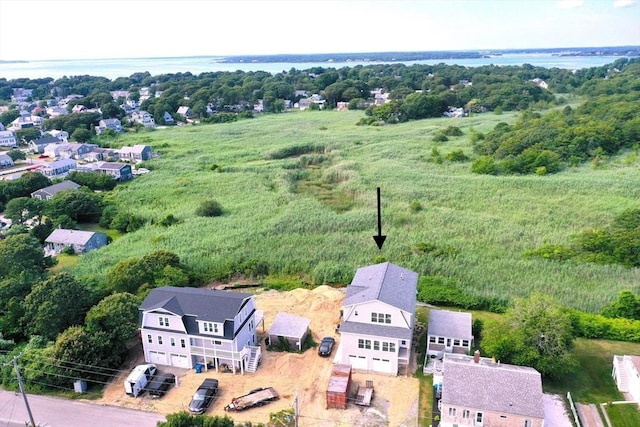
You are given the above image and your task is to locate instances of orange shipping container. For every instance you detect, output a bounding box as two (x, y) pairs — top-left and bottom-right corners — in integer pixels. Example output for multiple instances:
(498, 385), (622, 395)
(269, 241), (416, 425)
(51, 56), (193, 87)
(326, 364), (352, 409)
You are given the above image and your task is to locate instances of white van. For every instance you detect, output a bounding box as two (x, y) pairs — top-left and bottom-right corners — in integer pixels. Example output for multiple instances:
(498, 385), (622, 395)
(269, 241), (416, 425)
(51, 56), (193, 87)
(124, 363), (157, 397)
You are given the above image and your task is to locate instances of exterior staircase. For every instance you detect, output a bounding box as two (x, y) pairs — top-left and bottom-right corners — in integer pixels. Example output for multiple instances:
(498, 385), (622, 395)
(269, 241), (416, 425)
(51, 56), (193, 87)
(246, 345), (261, 373)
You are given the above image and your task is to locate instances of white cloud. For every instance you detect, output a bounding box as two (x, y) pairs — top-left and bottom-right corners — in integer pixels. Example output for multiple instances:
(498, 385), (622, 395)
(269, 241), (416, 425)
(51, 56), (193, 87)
(556, 0), (584, 8)
(613, 0), (637, 7)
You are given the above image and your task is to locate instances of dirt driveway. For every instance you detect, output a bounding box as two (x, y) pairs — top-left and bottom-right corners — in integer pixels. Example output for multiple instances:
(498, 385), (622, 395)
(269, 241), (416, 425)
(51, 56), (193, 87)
(96, 286), (420, 426)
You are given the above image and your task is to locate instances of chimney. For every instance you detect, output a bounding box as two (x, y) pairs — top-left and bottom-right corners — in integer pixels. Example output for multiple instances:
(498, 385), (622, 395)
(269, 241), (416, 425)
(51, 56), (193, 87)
(473, 350), (480, 364)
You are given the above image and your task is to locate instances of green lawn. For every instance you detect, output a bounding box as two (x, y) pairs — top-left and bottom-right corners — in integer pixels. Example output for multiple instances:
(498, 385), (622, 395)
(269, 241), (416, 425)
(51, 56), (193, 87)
(604, 403), (640, 427)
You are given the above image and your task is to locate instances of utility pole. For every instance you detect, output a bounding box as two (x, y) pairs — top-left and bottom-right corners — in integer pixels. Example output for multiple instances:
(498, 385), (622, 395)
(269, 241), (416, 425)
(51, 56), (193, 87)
(12, 356), (36, 427)
(294, 389), (299, 427)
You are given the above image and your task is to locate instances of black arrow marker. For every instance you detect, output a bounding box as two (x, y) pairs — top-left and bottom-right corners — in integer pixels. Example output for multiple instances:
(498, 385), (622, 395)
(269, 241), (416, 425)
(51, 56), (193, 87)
(373, 187), (386, 250)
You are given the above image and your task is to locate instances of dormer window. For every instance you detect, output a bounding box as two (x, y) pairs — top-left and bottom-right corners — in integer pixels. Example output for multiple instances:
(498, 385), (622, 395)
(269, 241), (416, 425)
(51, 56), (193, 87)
(203, 322), (219, 333)
(159, 316), (169, 327)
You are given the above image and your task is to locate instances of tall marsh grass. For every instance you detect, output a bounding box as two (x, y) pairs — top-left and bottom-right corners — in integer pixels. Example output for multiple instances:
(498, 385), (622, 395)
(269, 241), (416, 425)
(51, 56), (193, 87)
(72, 110), (640, 312)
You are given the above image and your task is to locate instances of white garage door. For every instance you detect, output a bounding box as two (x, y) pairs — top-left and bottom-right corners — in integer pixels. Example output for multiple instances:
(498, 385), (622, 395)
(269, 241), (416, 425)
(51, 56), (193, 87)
(348, 355), (367, 370)
(372, 358), (393, 374)
(170, 353), (189, 368)
(148, 350), (166, 365)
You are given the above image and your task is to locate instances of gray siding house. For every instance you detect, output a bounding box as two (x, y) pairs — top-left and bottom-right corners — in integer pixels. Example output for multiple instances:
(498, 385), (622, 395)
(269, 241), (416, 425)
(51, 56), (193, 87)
(425, 309), (473, 365)
(44, 229), (107, 255)
(31, 181), (81, 200)
(139, 287), (264, 373)
(336, 262), (418, 375)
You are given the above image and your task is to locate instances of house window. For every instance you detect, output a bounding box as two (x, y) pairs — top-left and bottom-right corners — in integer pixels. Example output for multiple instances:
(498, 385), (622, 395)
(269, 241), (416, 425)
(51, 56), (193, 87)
(371, 313), (378, 322)
(180, 339), (186, 348)
(462, 410), (470, 418)
(204, 322), (214, 332)
(157, 336), (163, 345)
(214, 324), (219, 333)
(389, 343), (396, 352)
(365, 340), (371, 350)
(159, 317), (169, 326)
(147, 334), (152, 344)
(454, 339), (460, 346)
(429, 336), (436, 343)
(524, 420), (532, 427)
(213, 340), (222, 345)
(382, 342), (389, 352)
(462, 339), (469, 347)
(170, 338), (175, 347)
(385, 314), (391, 324)
(437, 337), (445, 344)
(358, 339), (365, 349)
(448, 407), (456, 416)
(373, 341), (380, 351)
(476, 412), (483, 424)
(500, 415), (507, 419)
(401, 340), (406, 345)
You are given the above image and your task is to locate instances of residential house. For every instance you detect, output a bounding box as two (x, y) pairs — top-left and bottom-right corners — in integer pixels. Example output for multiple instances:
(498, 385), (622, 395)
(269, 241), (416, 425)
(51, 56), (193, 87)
(0, 122), (5, 131)
(8, 116), (35, 131)
(612, 355), (640, 403)
(47, 130), (69, 143)
(86, 147), (118, 162)
(297, 94), (326, 110)
(131, 110), (156, 128)
(44, 229), (107, 255)
(94, 162), (133, 181)
(44, 143), (62, 158)
(46, 106), (69, 117)
(118, 144), (152, 162)
(30, 136), (62, 154)
(95, 118), (123, 135)
(139, 286), (264, 373)
(336, 262), (418, 375)
(435, 352), (545, 427)
(58, 143), (98, 160)
(0, 154), (14, 168)
(176, 106), (194, 120)
(71, 104), (87, 113)
(110, 90), (130, 100)
(11, 88), (33, 103)
(162, 111), (175, 125)
(39, 158), (76, 177)
(0, 130), (18, 148)
(425, 309), (473, 359)
(31, 180), (81, 200)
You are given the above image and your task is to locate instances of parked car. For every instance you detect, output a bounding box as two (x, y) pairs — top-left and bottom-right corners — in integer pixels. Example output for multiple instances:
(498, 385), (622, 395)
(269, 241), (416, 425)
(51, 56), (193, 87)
(144, 373), (175, 398)
(318, 337), (335, 357)
(188, 378), (219, 414)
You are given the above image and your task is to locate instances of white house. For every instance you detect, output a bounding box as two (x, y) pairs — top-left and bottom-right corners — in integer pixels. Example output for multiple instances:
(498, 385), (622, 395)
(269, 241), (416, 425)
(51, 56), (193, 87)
(39, 158), (76, 177)
(44, 229), (107, 255)
(425, 309), (473, 365)
(95, 118), (123, 135)
(336, 262), (418, 375)
(0, 130), (18, 148)
(139, 286), (264, 373)
(0, 154), (14, 167)
(131, 110), (156, 128)
(118, 144), (152, 161)
(612, 355), (640, 403)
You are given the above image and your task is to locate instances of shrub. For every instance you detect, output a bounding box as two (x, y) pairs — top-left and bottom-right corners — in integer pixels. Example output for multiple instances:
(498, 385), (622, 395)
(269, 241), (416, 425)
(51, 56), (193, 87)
(445, 150), (469, 162)
(195, 200), (223, 217)
(471, 156), (498, 175)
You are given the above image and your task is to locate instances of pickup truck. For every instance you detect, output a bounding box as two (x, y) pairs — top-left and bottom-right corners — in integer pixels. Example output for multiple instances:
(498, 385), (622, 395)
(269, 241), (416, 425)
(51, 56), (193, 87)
(144, 373), (175, 398)
(224, 387), (279, 412)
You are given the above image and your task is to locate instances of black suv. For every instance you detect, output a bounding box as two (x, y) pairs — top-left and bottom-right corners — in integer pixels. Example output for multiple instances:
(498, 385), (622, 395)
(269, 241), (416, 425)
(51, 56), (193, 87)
(145, 373), (175, 398)
(318, 337), (335, 357)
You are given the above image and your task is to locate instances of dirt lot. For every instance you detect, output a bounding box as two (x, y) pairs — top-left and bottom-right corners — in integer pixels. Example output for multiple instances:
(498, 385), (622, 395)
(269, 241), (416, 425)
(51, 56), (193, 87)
(96, 286), (420, 426)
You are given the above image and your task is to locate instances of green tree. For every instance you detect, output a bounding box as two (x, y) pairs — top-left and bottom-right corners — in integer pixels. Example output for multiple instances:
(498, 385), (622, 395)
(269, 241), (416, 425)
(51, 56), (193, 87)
(0, 234), (48, 280)
(195, 199), (223, 217)
(71, 127), (93, 143)
(157, 411), (235, 427)
(45, 188), (104, 222)
(481, 293), (577, 379)
(4, 197), (45, 225)
(23, 273), (95, 341)
(15, 128), (41, 145)
(6, 149), (26, 161)
(601, 291), (640, 320)
(106, 258), (151, 294)
(85, 292), (141, 351)
(67, 172), (117, 191)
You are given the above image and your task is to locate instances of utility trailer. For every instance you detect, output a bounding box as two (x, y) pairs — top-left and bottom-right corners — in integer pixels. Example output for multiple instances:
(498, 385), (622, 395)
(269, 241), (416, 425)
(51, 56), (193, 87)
(224, 387), (279, 411)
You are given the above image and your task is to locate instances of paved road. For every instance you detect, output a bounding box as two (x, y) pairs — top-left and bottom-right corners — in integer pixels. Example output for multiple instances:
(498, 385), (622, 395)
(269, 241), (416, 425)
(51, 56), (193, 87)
(0, 390), (166, 427)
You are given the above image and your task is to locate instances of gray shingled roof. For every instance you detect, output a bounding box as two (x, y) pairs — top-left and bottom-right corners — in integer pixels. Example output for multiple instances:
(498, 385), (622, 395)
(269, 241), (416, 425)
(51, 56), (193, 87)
(32, 180), (81, 197)
(344, 262), (418, 313)
(428, 309), (473, 340)
(441, 357), (544, 419)
(268, 312), (310, 339)
(340, 320), (412, 340)
(45, 228), (100, 245)
(140, 286), (251, 324)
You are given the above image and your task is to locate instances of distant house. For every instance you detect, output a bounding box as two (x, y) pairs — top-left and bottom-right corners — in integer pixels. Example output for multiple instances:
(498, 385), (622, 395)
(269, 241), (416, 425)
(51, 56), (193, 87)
(0, 130), (18, 148)
(30, 136), (62, 153)
(86, 147), (118, 162)
(0, 154), (14, 168)
(336, 262), (418, 375)
(176, 106), (194, 119)
(131, 110), (156, 128)
(95, 118), (123, 135)
(268, 312), (311, 351)
(39, 158), (76, 177)
(118, 144), (152, 162)
(139, 286), (264, 372)
(46, 106), (68, 117)
(94, 162), (133, 181)
(44, 229), (107, 255)
(58, 143), (97, 159)
(47, 130), (69, 142)
(71, 104), (86, 113)
(426, 309), (473, 357)
(436, 352), (545, 427)
(0, 122), (5, 131)
(31, 180), (81, 200)
(162, 111), (175, 125)
(110, 90), (130, 100)
(612, 355), (640, 403)
(43, 143), (62, 158)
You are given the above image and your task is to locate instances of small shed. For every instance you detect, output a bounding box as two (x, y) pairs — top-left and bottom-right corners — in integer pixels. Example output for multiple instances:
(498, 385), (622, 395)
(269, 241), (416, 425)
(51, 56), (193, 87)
(268, 312), (310, 351)
(326, 364), (352, 409)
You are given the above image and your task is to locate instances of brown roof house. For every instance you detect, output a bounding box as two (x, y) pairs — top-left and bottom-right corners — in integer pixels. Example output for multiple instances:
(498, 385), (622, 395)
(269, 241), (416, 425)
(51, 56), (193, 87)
(435, 352), (545, 427)
(44, 229), (107, 255)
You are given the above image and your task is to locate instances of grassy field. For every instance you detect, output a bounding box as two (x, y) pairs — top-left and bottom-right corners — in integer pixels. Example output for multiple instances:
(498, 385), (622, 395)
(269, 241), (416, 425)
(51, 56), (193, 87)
(69, 109), (640, 312)
(604, 403), (640, 426)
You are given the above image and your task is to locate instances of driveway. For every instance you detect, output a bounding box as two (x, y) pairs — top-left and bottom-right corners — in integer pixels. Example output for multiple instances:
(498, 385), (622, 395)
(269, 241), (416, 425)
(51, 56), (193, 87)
(544, 393), (573, 427)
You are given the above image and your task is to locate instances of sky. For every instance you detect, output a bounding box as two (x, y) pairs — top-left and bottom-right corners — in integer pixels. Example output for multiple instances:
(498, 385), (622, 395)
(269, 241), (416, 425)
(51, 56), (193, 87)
(0, 0), (638, 61)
